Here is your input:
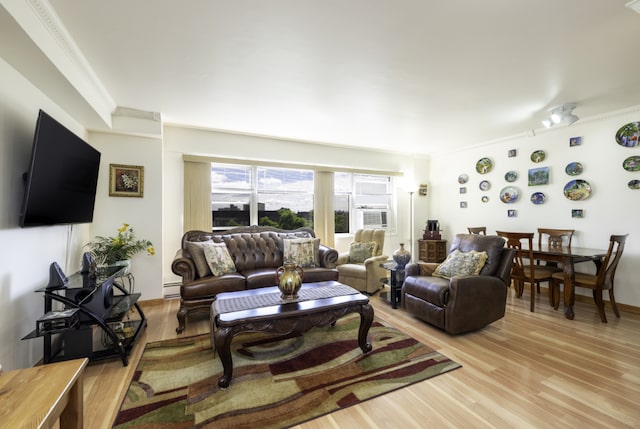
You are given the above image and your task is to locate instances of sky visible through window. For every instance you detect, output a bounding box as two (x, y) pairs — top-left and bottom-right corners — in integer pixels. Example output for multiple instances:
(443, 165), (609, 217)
(212, 165), (314, 212)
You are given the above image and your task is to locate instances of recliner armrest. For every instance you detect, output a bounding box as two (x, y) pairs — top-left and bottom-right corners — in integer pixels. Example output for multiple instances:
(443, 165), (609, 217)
(364, 254), (390, 267)
(336, 252), (350, 265)
(405, 262), (438, 277)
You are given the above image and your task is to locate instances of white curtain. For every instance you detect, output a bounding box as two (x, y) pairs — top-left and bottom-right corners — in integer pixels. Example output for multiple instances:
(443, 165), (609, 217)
(314, 170), (335, 247)
(183, 160), (212, 232)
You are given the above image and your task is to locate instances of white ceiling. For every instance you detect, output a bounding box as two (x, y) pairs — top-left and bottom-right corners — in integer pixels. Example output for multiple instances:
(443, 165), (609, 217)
(12, 1), (640, 155)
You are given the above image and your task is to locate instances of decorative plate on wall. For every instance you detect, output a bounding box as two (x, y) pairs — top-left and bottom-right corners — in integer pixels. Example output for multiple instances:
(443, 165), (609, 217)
(628, 180), (640, 190)
(565, 162), (584, 176)
(505, 171), (518, 182)
(563, 179), (592, 201)
(530, 192), (546, 205)
(622, 156), (640, 172)
(530, 150), (546, 163)
(481, 196), (489, 202)
(476, 158), (493, 174)
(615, 122), (640, 147)
(458, 174), (469, 184)
(479, 180), (491, 191)
(499, 186), (519, 203)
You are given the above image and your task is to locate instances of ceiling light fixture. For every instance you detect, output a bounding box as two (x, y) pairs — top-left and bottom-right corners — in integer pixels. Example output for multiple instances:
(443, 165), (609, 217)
(541, 103), (578, 128)
(627, 0), (640, 14)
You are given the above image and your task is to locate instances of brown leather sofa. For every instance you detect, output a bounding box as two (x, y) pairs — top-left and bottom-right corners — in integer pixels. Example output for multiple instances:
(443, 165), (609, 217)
(401, 233), (515, 334)
(171, 225), (339, 333)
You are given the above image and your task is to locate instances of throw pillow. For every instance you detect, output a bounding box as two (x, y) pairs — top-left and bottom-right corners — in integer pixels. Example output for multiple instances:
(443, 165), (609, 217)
(433, 249), (488, 279)
(283, 238), (320, 268)
(202, 242), (237, 277)
(349, 241), (378, 264)
(185, 240), (214, 278)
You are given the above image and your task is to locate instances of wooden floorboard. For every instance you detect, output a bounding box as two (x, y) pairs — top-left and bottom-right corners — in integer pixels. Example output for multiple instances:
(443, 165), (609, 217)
(83, 286), (640, 428)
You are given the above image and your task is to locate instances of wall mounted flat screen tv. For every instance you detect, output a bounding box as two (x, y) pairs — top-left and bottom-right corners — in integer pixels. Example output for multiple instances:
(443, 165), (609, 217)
(19, 110), (101, 227)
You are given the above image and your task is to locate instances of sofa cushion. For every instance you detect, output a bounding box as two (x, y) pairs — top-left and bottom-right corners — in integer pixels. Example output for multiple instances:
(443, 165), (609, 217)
(243, 268), (281, 289)
(433, 249), (488, 279)
(181, 273), (246, 299)
(349, 241), (377, 263)
(283, 237), (320, 268)
(203, 242), (237, 276)
(185, 240), (213, 278)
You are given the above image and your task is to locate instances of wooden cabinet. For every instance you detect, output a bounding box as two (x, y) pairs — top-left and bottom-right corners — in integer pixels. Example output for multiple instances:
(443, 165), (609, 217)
(418, 239), (447, 263)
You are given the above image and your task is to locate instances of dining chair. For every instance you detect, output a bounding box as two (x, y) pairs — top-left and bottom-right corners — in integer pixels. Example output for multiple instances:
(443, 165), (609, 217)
(468, 226), (487, 235)
(550, 234), (628, 323)
(496, 231), (557, 312)
(535, 228), (575, 294)
(538, 228), (574, 249)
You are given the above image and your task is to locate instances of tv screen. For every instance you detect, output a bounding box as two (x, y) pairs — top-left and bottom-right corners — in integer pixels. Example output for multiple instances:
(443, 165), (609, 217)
(19, 110), (101, 227)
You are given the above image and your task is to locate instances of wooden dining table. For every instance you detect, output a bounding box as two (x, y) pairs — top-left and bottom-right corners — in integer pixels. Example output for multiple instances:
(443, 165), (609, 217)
(521, 244), (607, 320)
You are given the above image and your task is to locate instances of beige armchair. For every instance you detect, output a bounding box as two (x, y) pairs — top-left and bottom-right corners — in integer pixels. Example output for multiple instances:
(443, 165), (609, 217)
(336, 229), (388, 294)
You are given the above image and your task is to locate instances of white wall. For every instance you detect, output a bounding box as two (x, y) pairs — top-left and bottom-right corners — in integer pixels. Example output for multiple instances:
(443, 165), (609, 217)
(89, 131), (164, 300)
(0, 57), (93, 370)
(428, 106), (640, 307)
(162, 125), (427, 285)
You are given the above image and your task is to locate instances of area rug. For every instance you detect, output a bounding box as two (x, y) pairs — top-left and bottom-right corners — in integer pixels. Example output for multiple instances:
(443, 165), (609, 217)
(112, 314), (460, 429)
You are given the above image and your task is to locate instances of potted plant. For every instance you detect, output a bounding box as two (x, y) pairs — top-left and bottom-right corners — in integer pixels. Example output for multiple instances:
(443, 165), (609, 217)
(86, 223), (154, 273)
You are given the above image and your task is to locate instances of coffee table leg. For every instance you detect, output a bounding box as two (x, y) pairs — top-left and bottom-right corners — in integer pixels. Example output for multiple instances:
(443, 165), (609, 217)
(214, 327), (234, 388)
(358, 303), (374, 354)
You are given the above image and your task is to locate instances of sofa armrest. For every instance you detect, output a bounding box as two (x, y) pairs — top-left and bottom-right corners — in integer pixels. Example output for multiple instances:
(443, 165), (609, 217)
(445, 275), (508, 334)
(319, 244), (339, 268)
(171, 249), (197, 283)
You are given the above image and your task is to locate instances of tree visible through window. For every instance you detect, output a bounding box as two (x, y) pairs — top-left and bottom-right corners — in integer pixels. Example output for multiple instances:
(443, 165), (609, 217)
(335, 173), (393, 234)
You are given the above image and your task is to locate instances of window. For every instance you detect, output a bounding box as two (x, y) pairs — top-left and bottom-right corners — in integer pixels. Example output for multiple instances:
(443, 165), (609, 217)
(211, 164), (314, 230)
(335, 172), (394, 234)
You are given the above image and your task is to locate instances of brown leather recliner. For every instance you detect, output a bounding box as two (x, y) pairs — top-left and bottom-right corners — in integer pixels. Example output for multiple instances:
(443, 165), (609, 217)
(401, 234), (515, 334)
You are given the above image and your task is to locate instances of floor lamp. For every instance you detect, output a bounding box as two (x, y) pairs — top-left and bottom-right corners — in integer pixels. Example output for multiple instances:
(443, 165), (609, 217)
(409, 190), (414, 260)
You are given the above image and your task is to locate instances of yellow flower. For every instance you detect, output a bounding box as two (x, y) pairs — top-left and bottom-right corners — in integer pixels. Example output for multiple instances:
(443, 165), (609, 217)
(147, 246), (155, 256)
(118, 223), (129, 233)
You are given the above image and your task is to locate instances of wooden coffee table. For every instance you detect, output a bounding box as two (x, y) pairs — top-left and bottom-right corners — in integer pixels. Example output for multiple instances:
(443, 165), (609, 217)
(210, 281), (374, 388)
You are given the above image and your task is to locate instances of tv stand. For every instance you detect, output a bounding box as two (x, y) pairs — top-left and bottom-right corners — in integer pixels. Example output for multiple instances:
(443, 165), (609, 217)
(22, 267), (146, 366)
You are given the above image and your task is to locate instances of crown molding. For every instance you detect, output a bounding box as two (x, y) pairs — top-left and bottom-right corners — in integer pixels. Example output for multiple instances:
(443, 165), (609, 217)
(3, 0), (116, 125)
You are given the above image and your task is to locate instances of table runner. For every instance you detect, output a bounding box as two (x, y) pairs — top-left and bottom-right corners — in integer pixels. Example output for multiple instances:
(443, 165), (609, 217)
(215, 284), (360, 314)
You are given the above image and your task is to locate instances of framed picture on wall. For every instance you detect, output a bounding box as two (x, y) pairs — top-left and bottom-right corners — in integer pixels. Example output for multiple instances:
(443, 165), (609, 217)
(570, 136), (582, 147)
(528, 166), (550, 186)
(109, 164), (144, 197)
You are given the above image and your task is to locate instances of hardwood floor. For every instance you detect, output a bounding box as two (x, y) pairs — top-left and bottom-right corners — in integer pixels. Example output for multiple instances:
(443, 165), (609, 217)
(84, 287), (640, 429)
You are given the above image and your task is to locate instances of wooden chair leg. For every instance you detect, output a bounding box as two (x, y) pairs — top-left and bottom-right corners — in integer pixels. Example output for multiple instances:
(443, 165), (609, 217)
(549, 280), (560, 310)
(529, 282), (535, 312)
(593, 290), (608, 323)
(609, 289), (621, 318)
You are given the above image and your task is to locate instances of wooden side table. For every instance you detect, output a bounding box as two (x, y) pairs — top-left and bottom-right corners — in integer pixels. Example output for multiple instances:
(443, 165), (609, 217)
(0, 358), (87, 429)
(418, 239), (448, 263)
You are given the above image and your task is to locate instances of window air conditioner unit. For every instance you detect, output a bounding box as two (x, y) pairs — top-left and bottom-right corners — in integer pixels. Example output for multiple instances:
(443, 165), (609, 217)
(359, 210), (388, 228)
